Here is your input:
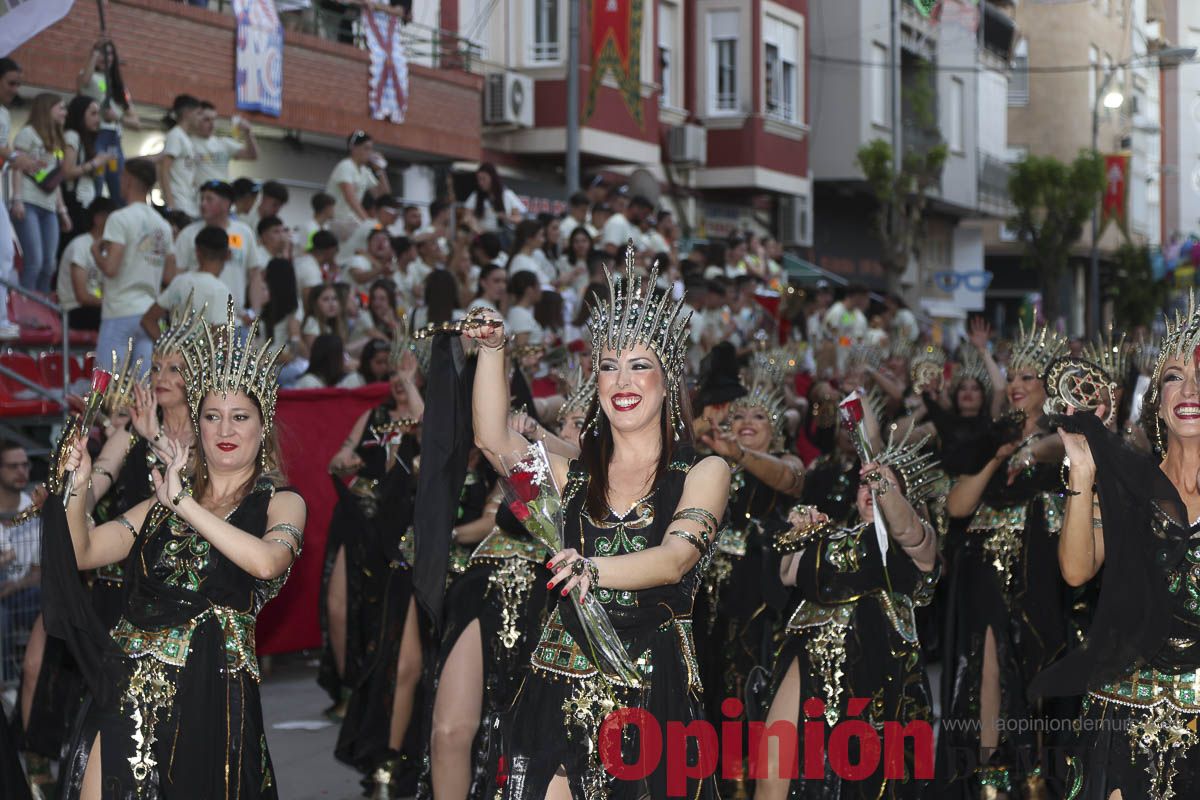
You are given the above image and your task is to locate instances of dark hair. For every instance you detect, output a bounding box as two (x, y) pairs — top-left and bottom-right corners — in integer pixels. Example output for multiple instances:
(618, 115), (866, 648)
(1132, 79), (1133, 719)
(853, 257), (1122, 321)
(474, 162), (505, 218)
(630, 195), (653, 210)
(199, 100), (216, 112)
(358, 338), (391, 384)
(376, 194), (400, 211)
(311, 192), (336, 213)
(65, 95), (99, 160)
(367, 279), (398, 329)
(124, 158), (157, 191)
(261, 180), (289, 203)
(565, 226), (595, 267)
(164, 209), (193, 231)
(256, 215), (284, 237)
(367, 227), (390, 248)
(390, 235), (413, 257)
(95, 40), (129, 120)
(510, 219), (542, 256)
(361, 190), (377, 214)
(579, 349), (692, 519)
(232, 177), (260, 199)
(475, 264), (505, 298)
(262, 258), (299, 332)
(310, 230), (339, 253)
(85, 196), (118, 229)
(429, 198), (450, 219)
(424, 270), (461, 324)
(845, 283), (869, 298)
(568, 192), (589, 209)
(163, 94), (199, 130)
(508, 270), (540, 300)
(585, 249), (609, 278)
(474, 232), (503, 261)
(573, 281), (608, 328)
(195, 225), (230, 262)
(304, 334), (346, 387)
(0, 58), (19, 79)
(403, 204), (420, 215)
(540, 216), (560, 261)
(0, 439), (24, 458)
(707, 241), (727, 268)
(303, 284), (348, 341)
(533, 290), (564, 331)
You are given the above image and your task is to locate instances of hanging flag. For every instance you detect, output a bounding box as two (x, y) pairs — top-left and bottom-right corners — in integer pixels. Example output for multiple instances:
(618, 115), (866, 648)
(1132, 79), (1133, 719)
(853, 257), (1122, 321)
(1099, 152), (1131, 237)
(0, 0), (74, 56)
(363, 10), (409, 124)
(913, 0), (938, 16)
(232, 0), (283, 117)
(583, 0), (645, 127)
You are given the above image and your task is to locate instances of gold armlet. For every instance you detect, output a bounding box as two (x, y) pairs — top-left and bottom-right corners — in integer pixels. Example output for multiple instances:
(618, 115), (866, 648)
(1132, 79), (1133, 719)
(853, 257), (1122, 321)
(775, 519), (834, 554)
(669, 529), (710, 557)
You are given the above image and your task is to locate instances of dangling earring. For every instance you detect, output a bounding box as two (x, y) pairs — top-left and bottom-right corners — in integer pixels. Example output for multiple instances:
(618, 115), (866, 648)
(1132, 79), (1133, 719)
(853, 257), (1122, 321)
(259, 436), (268, 471)
(1156, 415), (1166, 456)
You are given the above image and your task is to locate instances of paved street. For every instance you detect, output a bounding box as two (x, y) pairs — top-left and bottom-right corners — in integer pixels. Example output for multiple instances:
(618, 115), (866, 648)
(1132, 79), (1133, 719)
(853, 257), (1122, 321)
(259, 655), (386, 800)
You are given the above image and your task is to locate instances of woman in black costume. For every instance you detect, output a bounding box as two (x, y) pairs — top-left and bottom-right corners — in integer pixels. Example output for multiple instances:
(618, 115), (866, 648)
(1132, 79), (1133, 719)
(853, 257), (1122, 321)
(418, 373), (590, 799)
(466, 262), (731, 799)
(756, 431), (941, 799)
(1031, 297), (1200, 800)
(322, 331), (425, 797)
(941, 323), (1069, 798)
(52, 302), (306, 799)
(693, 371), (804, 794)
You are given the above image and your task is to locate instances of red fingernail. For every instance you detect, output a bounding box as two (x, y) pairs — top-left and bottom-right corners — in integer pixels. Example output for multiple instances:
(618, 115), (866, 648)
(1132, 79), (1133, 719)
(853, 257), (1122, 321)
(546, 580), (553, 589)
(561, 588), (568, 596)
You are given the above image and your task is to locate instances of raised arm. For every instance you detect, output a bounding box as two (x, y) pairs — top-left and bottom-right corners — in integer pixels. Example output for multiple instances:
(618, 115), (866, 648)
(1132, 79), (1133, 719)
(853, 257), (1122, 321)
(967, 318), (1006, 419)
(862, 462), (937, 572)
(946, 441), (1016, 519)
(59, 435), (147, 570)
(551, 455), (731, 596)
(1057, 417), (1104, 586)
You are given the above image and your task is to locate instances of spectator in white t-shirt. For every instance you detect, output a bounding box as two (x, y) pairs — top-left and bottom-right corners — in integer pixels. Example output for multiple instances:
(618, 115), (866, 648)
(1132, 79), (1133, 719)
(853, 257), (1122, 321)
(302, 192), (336, 251)
(340, 194), (399, 261)
(158, 94), (203, 218)
(0, 440), (38, 682)
(143, 225), (233, 337)
(191, 101), (257, 187)
(232, 177), (260, 224)
(11, 93), (71, 293)
(293, 230), (340, 305)
(464, 162), (526, 237)
(0, 57), (40, 339)
(505, 270), (543, 346)
(169, 180), (263, 316)
(823, 284), (870, 343)
(93, 158), (174, 372)
(344, 228), (397, 290)
(600, 190), (636, 257)
(507, 220), (554, 286)
(325, 130), (391, 240)
(249, 180), (289, 236)
(58, 196), (116, 331)
(558, 192), (595, 250)
(470, 263), (507, 314)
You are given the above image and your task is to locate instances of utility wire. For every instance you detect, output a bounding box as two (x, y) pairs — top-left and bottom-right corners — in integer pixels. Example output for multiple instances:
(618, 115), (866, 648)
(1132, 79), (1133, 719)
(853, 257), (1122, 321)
(811, 53), (1197, 74)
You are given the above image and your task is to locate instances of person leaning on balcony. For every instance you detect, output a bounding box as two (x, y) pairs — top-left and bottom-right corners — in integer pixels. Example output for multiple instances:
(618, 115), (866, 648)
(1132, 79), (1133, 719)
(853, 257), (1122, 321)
(326, 130), (391, 241)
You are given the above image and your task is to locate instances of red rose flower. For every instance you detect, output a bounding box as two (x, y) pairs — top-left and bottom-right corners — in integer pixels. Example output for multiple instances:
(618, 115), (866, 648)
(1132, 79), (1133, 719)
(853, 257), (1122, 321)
(508, 470), (540, 503)
(90, 369), (113, 394)
(508, 500), (531, 522)
(838, 395), (864, 428)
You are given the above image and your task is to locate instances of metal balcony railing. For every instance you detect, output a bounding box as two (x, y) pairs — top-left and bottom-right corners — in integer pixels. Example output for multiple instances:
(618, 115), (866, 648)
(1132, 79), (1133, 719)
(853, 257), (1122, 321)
(978, 150), (1012, 210)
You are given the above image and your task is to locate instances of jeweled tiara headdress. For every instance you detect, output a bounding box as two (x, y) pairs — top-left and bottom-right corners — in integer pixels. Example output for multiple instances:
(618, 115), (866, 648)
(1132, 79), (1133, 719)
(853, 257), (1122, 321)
(953, 346), (992, 394)
(182, 298), (284, 434)
(1084, 327), (1132, 384)
(845, 343), (883, 372)
(102, 338), (146, 417)
(1009, 322), (1067, 375)
(588, 246), (691, 433)
(754, 344), (807, 378)
(153, 288), (207, 358)
(888, 338), (917, 364)
(389, 316), (431, 374)
(558, 370), (597, 423)
(875, 429), (942, 505)
(1146, 292), (1200, 417)
(730, 366), (788, 440)
(909, 344), (945, 389)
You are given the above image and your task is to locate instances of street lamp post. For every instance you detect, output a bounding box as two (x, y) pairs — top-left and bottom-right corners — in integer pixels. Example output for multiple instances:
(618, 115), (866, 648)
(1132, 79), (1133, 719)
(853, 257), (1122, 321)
(1088, 47), (1195, 338)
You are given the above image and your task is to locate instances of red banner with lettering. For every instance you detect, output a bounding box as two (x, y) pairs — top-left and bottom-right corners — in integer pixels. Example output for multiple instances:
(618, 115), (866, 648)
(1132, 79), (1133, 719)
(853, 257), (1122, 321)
(583, 0), (645, 126)
(1100, 152), (1130, 236)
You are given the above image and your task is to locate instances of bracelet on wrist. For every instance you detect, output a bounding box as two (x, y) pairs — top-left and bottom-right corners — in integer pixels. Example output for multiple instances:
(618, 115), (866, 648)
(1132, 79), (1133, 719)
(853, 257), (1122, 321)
(171, 486), (190, 507)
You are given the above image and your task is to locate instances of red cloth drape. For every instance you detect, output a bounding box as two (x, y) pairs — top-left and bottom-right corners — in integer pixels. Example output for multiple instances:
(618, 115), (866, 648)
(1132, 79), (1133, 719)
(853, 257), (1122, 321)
(256, 383), (391, 655)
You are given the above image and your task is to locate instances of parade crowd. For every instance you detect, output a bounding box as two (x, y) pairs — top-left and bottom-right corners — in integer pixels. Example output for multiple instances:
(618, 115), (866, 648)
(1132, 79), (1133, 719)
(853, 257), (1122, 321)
(3, 44), (1200, 800)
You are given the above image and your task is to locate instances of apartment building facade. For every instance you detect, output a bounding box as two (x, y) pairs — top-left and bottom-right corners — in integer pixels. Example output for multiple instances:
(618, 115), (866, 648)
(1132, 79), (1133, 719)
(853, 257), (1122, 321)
(1161, 0), (1200, 240)
(460, 0), (812, 246)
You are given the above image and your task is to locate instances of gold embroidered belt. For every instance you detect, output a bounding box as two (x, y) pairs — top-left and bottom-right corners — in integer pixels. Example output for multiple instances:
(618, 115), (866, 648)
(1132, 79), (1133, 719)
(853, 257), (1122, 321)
(1090, 667), (1200, 712)
(470, 527), (551, 566)
(786, 591), (919, 645)
(112, 605), (260, 681)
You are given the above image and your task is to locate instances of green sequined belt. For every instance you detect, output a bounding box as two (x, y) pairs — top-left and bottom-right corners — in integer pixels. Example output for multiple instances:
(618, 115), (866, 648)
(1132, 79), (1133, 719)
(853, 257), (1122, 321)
(1090, 667), (1200, 712)
(112, 605), (261, 681)
(470, 527), (551, 566)
(786, 591), (919, 645)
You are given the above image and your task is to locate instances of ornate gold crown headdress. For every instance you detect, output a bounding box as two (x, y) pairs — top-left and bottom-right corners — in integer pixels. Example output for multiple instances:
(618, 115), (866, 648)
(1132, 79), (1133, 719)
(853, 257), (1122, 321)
(102, 339), (147, 417)
(1144, 294), (1200, 451)
(952, 346), (992, 394)
(875, 428), (943, 505)
(154, 288), (208, 359)
(730, 366), (789, 441)
(753, 344), (807, 378)
(888, 338), (917, 364)
(1009, 322), (1068, 375)
(558, 370), (598, 423)
(588, 249), (691, 433)
(909, 344), (945, 390)
(182, 298), (284, 435)
(1084, 327), (1132, 384)
(845, 342), (883, 372)
(389, 317), (431, 374)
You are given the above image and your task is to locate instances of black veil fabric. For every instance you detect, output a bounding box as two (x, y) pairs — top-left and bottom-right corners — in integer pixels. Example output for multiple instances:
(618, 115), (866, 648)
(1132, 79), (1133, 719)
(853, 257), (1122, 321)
(39, 496), (125, 708)
(412, 335), (471, 628)
(1029, 412), (1189, 699)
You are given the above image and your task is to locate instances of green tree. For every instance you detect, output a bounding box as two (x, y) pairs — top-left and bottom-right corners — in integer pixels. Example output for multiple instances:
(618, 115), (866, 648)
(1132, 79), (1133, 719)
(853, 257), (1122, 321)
(855, 62), (948, 294)
(1109, 242), (1167, 331)
(1007, 151), (1105, 320)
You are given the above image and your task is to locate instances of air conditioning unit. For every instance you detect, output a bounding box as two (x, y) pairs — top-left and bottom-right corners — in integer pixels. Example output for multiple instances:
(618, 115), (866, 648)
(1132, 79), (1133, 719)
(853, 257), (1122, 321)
(668, 124), (706, 166)
(483, 73), (535, 128)
(778, 193), (811, 247)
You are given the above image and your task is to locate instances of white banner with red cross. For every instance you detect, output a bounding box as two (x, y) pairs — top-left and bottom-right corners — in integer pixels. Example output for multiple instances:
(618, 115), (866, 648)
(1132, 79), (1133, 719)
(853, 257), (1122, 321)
(363, 11), (409, 124)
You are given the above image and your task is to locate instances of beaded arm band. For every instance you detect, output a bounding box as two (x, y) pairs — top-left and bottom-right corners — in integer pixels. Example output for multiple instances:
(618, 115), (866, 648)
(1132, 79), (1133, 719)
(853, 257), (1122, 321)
(669, 507), (719, 556)
(115, 516), (138, 537)
(266, 522), (304, 560)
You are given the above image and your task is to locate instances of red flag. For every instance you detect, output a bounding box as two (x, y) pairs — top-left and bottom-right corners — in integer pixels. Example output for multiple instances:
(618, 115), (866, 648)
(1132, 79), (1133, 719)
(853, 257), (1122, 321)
(1100, 153), (1130, 236)
(583, 0), (645, 126)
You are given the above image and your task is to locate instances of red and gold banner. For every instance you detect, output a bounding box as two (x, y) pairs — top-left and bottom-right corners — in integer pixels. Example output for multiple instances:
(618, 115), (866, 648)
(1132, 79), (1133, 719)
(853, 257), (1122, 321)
(1100, 152), (1130, 236)
(583, 0), (645, 126)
